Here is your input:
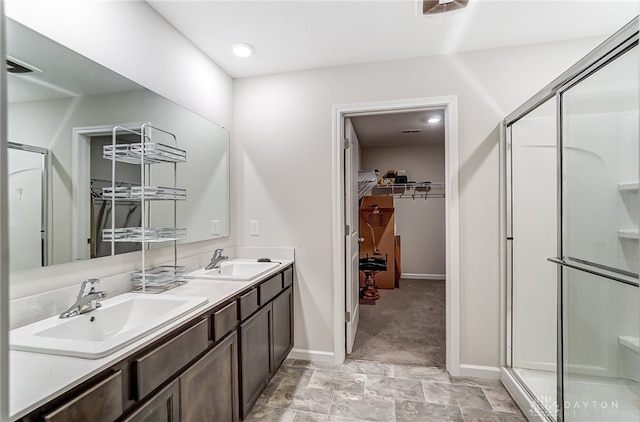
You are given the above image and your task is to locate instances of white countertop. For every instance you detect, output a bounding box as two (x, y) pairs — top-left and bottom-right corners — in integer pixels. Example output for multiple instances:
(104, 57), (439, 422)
(9, 259), (293, 421)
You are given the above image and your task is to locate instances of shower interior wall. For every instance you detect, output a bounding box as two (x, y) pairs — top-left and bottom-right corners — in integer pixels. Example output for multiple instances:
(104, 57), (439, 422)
(562, 105), (639, 380)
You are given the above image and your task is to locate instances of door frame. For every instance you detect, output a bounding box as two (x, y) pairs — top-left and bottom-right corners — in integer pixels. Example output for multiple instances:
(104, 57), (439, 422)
(332, 96), (461, 375)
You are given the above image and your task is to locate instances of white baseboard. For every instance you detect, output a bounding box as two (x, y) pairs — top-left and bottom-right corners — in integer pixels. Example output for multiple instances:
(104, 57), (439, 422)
(288, 348), (337, 363)
(457, 364), (502, 380)
(401, 273), (446, 280)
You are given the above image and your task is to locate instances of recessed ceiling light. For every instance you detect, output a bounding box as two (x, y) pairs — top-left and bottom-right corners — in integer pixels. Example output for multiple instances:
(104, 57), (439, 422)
(232, 43), (255, 58)
(428, 116), (442, 124)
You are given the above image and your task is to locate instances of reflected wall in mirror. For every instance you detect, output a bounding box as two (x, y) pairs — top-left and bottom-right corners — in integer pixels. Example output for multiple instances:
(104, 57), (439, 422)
(6, 18), (230, 271)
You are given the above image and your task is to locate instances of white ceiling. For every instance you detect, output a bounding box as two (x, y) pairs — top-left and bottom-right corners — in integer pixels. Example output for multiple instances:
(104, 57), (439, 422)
(351, 109), (445, 148)
(147, 0), (640, 79)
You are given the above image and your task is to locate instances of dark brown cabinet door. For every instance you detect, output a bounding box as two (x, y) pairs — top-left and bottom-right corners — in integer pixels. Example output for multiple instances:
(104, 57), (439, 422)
(239, 304), (272, 419)
(122, 380), (180, 422)
(180, 331), (239, 422)
(272, 287), (293, 369)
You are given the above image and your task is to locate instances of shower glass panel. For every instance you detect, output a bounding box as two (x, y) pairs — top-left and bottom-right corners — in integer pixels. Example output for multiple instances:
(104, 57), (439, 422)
(562, 45), (639, 275)
(510, 98), (558, 418)
(562, 268), (639, 421)
(561, 43), (639, 422)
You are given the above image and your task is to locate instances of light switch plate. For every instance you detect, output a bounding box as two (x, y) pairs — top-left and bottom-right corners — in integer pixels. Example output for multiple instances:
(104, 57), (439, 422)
(250, 220), (260, 236)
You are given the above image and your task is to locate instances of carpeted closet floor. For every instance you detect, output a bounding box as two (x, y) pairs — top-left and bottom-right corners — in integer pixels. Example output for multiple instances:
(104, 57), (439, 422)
(348, 278), (446, 367)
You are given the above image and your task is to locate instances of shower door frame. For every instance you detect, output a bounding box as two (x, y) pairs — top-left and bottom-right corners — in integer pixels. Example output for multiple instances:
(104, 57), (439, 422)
(7, 141), (50, 267)
(503, 17), (639, 422)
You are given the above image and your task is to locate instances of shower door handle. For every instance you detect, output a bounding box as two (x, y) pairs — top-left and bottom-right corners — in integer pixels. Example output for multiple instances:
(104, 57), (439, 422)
(547, 257), (638, 288)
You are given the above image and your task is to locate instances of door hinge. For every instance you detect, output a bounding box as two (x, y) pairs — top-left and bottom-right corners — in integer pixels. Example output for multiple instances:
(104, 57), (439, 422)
(343, 138), (350, 149)
(345, 311), (351, 322)
(345, 224), (350, 235)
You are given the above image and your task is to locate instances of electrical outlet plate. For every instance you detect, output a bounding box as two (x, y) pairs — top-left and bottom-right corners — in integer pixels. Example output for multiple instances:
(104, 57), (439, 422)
(250, 220), (260, 236)
(211, 220), (220, 235)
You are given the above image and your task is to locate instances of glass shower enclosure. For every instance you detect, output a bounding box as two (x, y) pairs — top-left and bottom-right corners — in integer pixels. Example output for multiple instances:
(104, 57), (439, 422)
(504, 17), (639, 422)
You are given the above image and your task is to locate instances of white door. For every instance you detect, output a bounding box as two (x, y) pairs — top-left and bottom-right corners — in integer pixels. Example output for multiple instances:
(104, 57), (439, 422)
(345, 118), (360, 354)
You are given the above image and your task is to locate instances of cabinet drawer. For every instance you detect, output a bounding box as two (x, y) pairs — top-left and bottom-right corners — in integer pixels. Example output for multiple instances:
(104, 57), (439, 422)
(134, 318), (208, 400)
(44, 370), (123, 422)
(213, 301), (238, 341)
(283, 266), (293, 288)
(238, 288), (259, 321)
(259, 274), (283, 305)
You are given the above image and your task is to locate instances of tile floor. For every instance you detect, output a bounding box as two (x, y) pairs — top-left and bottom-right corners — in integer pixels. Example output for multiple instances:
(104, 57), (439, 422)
(244, 358), (528, 422)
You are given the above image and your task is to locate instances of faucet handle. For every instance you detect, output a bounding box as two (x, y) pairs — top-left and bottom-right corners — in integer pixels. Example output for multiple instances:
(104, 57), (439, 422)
(78, 278), (103, 298)
(213, 248), (225, 259)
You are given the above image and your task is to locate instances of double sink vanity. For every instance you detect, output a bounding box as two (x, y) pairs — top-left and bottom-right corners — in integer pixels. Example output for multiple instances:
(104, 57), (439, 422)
(9, 256), (294, 422)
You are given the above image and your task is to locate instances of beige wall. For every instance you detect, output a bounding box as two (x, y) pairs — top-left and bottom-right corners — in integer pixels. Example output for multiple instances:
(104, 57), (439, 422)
(233, 37), (606, 367)
(361, 144), (446, 277)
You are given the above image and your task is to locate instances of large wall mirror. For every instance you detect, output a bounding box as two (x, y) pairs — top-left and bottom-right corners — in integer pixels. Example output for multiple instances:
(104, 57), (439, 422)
(6, 18), (230, 273)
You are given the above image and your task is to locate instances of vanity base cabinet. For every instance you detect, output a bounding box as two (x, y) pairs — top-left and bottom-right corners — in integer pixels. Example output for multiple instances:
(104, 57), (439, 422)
(239, 269), (295, 420)
(239, 304), (272, 419)
(17, 265), (293, 422)
(122, 380), (180, 422)
(180, 332), (239, 422)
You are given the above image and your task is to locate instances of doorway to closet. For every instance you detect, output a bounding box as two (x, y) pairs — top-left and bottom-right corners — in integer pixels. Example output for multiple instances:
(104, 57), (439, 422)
(348, 110), (446, 367)
(334, 96), (460, 375)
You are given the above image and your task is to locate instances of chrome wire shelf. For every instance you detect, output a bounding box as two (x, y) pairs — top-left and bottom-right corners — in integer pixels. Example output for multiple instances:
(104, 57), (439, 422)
(131, 280), (187, 293)
(102, 227), (187, 242)
(105, 124), (187, 294)
(132, 265), (187, 285)
(131, 266), (187, 293)
(103, 142), (186, 164)
(102, 186), (187, 201)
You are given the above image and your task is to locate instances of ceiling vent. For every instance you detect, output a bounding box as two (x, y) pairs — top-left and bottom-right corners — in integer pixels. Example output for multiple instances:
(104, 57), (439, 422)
(423, 0), (469, 15)
(6, 56), (41, 74)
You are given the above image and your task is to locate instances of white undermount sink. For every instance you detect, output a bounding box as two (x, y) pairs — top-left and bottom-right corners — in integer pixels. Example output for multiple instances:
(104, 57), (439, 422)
(188, 259), (280, 281)
(10, 293), (208, 359)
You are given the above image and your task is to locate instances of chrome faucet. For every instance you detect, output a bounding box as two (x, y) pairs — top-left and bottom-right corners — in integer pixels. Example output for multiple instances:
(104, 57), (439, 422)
(205, 248), (229, 270)
(59, 279), (107, 319)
